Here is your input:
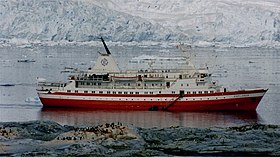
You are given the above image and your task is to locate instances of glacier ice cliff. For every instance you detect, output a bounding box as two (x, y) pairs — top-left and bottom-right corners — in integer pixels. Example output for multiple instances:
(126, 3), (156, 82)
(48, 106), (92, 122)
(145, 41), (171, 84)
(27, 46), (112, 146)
(0, 0), (280, 47)
(0, 0), (180, 43)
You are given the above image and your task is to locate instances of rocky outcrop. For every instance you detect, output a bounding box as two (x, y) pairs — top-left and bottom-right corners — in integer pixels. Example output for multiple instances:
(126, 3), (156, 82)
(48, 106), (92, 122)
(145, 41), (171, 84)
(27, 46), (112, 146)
(0, 121), (280, 156)
(138, 124), (280, 156)
(0, 120), (72, 141)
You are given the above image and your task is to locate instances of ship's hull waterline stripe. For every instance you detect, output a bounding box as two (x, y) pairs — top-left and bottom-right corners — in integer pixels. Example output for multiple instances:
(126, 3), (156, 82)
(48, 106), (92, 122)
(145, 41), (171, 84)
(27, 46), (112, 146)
(39, 91), (265, 102)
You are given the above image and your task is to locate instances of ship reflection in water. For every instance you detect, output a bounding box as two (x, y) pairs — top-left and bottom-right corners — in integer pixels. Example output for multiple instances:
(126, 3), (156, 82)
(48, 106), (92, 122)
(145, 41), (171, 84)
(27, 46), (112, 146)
(40, 108), (261, 128)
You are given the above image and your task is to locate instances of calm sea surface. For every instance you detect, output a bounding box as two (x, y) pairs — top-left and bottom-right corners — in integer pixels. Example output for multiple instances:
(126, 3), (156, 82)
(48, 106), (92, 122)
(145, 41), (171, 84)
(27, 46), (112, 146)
(0, 45), (279, 128)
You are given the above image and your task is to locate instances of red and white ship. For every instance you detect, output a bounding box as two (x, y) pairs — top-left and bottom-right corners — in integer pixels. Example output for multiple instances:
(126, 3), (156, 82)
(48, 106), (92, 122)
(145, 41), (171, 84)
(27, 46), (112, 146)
(37, 38), (267, 111)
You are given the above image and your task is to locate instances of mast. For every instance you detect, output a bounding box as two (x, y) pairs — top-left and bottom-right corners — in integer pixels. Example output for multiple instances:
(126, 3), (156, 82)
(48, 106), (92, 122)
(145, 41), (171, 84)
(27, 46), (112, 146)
(100, 37), (111, 55)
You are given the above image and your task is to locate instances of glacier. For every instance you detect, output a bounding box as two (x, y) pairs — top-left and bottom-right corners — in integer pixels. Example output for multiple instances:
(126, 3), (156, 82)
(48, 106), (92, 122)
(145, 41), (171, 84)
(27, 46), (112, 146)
(0, 0), (280, 47)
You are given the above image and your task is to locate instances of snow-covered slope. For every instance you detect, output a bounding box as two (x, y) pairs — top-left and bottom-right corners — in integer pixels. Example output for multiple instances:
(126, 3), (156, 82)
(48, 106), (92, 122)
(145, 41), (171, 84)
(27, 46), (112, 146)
(0, 0), (182, 43)
(0, 0), (280, 47)
(91, 0), (280, 47)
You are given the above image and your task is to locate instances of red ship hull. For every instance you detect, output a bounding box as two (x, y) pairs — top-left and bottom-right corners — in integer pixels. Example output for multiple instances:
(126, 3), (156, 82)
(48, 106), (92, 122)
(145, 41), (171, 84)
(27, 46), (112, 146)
(39, 89), (267, 111)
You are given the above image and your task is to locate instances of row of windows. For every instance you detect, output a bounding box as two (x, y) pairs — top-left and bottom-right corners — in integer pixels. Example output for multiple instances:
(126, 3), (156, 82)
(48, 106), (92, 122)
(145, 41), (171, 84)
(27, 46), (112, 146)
(186, 91), (214, 94)
(67, 90), (214, 94)
(79, 82), (200, 88)
(79, 82), (164, 87)
(84, 97), (226, 101)
(80, 82), (101, 86)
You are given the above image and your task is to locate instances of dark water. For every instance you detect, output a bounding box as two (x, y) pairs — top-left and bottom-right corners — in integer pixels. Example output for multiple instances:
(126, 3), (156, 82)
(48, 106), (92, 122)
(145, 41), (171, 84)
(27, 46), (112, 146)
(0, 45), (279, 128)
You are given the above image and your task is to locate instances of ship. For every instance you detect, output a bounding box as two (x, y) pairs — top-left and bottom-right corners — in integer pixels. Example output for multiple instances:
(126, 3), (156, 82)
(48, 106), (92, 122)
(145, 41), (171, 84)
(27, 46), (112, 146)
(36, 38), (267, 111)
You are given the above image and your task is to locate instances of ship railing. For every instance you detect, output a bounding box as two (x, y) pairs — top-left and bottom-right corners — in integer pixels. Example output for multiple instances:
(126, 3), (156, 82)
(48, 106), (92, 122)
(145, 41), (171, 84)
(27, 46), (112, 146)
(136, 68), (194, 73)
(76, 77), (104, 81)
(90, 85), (165, 89)
(38, 82), (66, 87)
(143, 86), (163, 89)
(76, 79), (111, 83)
(86, 86), (112, 89)
(87, 86), (130, 89)
(37, 82), (66, 92)
(114, 84), (163, 89)
(91, 86), (163, 89)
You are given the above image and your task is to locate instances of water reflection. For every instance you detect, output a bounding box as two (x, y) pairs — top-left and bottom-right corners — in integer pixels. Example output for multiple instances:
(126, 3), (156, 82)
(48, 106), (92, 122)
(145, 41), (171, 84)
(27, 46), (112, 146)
(0, 105), (41, 122)
(40, 108), (261, 128)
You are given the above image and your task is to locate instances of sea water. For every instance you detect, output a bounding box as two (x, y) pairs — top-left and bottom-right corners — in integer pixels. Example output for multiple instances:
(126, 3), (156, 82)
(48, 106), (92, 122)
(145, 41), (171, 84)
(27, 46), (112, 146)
(0, 45), (279, 128)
